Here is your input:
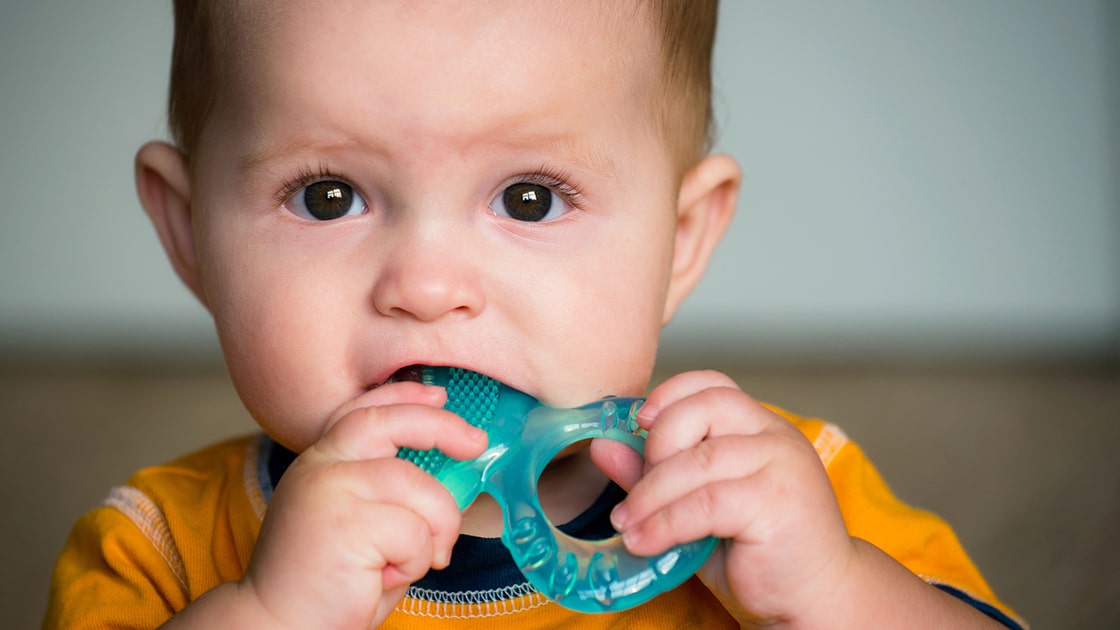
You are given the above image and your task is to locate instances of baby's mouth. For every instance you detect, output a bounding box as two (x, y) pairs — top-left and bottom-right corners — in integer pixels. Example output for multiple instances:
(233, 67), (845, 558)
(386, 364), (426, 385)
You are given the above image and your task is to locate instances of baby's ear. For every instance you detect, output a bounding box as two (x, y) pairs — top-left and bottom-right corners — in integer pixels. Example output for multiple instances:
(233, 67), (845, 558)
(662, 153), (741, 324)
(135, 141), (207, 307)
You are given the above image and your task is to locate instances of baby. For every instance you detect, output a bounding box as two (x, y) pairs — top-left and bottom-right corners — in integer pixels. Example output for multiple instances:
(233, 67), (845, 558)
(46, 1), (1023, 628)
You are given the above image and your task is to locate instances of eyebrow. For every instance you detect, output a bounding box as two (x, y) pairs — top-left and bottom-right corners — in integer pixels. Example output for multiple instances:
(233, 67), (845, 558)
(240, 131), (618, 182)
(239, 138), (368, 175)
(538, 135), (619, 181)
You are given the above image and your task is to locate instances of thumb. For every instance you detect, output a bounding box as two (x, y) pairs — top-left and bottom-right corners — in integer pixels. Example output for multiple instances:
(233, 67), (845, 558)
(589, 438), (645, 492)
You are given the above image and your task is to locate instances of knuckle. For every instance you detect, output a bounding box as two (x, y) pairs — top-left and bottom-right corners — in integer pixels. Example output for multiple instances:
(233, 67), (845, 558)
(661, 484), (716, 534)
(685, 438), (720, 475)
(643, 484), (717, 547)
(688, 484), (718, 522)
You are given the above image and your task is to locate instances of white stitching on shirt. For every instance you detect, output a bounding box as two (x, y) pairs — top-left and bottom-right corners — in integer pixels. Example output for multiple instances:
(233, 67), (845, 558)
(812, 422), (849, 469)
(103, 485), (189, 593)
(398, 583), (550, 618)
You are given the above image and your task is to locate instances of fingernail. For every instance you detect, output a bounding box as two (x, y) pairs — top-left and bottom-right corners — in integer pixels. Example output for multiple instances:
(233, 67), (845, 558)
(636, 402), (659, 425)
(610, 503), (629, 530)
(622, 528), (641, 548)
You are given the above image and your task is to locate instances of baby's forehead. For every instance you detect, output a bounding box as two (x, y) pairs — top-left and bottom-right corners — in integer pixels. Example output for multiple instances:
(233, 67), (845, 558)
(175, 0), (711, 177)
(214, 2), (660, 89)
(224, 0), (650, 37)
(206, 1), (666, 169)
(216, 1), (662, 108)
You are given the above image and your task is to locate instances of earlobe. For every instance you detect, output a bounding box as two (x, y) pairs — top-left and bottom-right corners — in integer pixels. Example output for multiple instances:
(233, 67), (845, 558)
(662, 154), (741, 324)
(135, 141), (207, 306)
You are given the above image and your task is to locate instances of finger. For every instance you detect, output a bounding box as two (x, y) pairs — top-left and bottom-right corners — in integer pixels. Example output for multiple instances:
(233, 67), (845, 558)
(274, 451), (466, 570)
(339, 457), (467, 568)
(643, 386), (779, 467)
(325, 381), (449, 432)
(637, 370), (740, 428)
(611, 434), (771, 530)
(589, 438), (645, 491)
(619, 477), (762, 557)
(361, 503), (444, 590)
(314, 403), (488, 463)
(247, 479), (455, 628)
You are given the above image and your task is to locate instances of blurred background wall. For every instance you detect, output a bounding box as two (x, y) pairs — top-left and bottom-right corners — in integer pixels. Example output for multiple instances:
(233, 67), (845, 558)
(2, 0), (1117, 364)
(2, 2), (1118, 628)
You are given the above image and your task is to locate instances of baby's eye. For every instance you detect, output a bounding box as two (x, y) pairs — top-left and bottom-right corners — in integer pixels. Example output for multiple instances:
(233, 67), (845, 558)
(489, 182), (571, 223)
(286, 180), (367, 221)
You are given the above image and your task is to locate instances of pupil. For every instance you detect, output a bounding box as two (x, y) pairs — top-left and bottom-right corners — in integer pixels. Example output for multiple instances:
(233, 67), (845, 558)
(305, 181), (353, 220)
(503, 183), (551, 222)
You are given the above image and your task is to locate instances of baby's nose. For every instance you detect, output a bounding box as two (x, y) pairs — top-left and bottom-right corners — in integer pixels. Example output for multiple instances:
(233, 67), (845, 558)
(370, 236), (486, 322)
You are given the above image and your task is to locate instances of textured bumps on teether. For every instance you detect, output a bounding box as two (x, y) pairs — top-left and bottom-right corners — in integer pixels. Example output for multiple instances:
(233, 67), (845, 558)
(397, 367), (500, 475)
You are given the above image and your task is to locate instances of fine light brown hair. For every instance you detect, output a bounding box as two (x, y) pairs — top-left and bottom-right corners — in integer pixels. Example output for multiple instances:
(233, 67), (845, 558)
(167, 1), (719, 170)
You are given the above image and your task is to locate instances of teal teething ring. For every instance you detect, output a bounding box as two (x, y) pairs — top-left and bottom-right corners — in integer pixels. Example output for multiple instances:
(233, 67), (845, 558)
(397, 366), (718, 613)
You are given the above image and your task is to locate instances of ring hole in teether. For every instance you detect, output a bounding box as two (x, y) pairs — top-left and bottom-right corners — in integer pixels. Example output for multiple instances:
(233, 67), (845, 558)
(538, 438), (644, 538)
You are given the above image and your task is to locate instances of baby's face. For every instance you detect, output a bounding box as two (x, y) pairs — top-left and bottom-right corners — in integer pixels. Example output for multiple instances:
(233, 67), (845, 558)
(189, 0), (684, 451)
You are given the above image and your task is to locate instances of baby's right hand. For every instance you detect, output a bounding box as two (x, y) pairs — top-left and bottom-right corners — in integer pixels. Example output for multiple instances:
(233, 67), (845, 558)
(236, 382), (486, 629)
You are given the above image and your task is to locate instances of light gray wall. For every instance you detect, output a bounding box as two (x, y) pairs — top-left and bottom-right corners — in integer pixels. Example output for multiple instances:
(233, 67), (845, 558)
(2, 1), (1117, 361)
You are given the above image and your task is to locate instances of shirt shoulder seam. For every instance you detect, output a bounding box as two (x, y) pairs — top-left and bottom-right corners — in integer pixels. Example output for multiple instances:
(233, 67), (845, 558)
(102, 484), (189, 593)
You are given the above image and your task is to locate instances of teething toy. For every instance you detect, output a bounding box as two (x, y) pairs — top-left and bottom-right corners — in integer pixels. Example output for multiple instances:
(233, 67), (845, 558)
(397, 366), (718, 613)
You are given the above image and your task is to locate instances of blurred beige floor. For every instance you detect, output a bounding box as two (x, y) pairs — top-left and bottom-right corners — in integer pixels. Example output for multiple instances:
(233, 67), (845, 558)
(3, 359), (1117, 628)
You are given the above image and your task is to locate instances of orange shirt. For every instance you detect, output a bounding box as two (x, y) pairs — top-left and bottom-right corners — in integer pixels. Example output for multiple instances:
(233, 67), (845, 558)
(45, 409), (1024, 628)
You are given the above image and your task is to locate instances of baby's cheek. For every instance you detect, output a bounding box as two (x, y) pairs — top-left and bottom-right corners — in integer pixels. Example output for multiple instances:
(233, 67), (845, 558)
(219, 346), (330, 452)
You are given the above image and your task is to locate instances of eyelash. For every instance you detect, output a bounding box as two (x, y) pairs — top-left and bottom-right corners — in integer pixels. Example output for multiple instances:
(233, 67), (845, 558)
(273, 164), (585, 209)
(275, 163), (346, 206)
(514, 166), (585, 210)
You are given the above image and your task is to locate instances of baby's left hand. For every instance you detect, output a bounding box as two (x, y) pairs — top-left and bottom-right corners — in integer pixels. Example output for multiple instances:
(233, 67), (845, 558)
(597, 371), (855, 626)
